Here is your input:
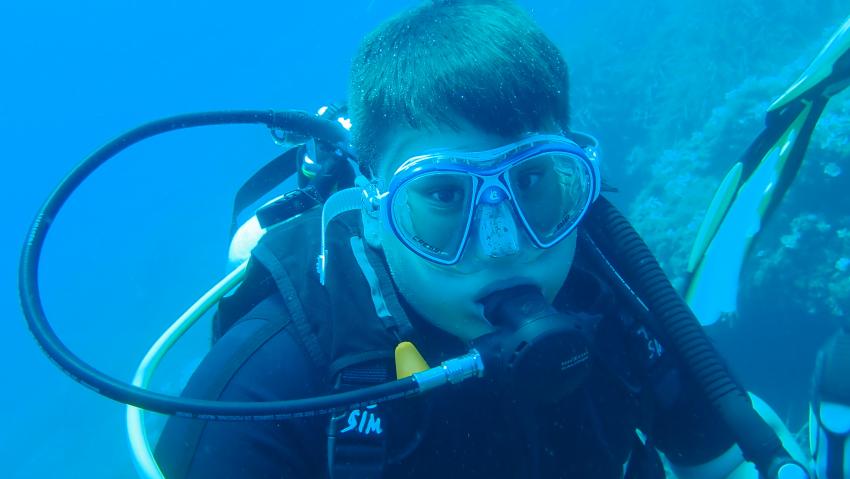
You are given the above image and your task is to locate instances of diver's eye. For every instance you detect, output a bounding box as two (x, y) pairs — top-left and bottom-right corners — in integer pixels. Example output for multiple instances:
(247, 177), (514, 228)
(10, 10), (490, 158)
(407, 174), (470, 209)
(427, 187), (464, 205)
(514, 169), (544, 190)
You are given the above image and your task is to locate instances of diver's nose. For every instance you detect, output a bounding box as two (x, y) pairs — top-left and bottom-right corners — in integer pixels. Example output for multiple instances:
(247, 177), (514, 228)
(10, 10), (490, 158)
(475, 186), (520, 258)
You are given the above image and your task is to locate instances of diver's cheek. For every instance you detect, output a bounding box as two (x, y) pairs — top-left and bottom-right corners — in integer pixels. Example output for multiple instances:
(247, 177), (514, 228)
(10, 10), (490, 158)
(400, 265), (493, 340)
(539, 233), (577, 302)
(382, 238), (465, 320)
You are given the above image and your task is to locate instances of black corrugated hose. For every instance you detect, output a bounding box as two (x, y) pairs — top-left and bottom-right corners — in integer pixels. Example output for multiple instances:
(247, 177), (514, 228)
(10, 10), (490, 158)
(584, 196), (801, 478)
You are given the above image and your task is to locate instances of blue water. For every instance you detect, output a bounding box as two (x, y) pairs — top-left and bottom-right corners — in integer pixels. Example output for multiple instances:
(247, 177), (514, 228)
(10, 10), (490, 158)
(2, 1), (847, 477)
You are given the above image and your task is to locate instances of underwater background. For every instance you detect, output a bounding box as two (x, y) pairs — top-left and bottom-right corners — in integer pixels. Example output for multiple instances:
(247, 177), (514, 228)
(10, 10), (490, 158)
(2, 0), (848, 477)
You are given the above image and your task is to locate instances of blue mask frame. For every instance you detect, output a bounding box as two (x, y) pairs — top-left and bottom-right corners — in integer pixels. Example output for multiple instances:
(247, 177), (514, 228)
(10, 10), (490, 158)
(375, 134), (602, 265)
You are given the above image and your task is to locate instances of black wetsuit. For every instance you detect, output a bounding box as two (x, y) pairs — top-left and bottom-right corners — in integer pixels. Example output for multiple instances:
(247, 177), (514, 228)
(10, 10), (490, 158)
(155, 210), (736, 479)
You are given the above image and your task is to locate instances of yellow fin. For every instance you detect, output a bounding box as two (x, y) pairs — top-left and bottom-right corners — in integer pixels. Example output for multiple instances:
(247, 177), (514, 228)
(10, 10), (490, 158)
(687, 162), (743, 273)
(769, 15), (850, 112)
(395, 342), (429, 379)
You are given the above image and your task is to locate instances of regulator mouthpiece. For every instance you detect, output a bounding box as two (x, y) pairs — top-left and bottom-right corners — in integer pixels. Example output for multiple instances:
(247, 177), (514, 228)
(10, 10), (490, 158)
(475, 285), (591, 402)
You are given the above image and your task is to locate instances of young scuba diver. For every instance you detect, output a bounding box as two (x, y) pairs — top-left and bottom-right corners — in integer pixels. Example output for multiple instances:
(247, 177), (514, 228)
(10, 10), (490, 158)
(153, 1), (807, 477)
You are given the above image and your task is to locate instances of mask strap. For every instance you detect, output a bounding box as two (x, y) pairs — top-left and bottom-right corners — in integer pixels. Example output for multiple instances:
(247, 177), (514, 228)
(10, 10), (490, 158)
(564, 130), (602, 202)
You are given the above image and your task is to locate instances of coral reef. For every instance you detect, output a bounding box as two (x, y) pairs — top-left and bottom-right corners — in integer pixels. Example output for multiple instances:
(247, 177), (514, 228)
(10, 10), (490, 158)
(563, 0), (849, 165)
(619, 29), (850, 315)
(600, 12), (850, 429)
(750, 211), (850, 320)
(624, 65), (797, 288)
(562, 1), (850, 296)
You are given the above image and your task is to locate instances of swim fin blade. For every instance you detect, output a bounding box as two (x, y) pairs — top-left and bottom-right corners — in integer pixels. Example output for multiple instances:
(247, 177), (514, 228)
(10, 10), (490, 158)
(770, 15), (850, 112)
(685, 15), (850, 326)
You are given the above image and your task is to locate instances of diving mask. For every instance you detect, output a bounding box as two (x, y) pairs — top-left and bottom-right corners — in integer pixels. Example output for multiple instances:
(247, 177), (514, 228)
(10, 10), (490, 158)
(317, 133), (600, 283)
(371, 133), (601, 265)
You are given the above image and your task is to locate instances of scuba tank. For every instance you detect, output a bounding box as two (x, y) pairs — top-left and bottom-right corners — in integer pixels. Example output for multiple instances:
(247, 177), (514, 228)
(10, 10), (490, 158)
(810, 323), (850, 479)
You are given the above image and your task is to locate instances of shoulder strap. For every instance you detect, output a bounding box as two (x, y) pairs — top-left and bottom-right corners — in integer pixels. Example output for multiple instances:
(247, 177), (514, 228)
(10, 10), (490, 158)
(322, 215), (414, 378)
(327, 360), (393, 479)
(229, 145), (301, 236)
(350, 237), (414, 337)
(325, 357), (430, 479)
(252, 240), (330, 368)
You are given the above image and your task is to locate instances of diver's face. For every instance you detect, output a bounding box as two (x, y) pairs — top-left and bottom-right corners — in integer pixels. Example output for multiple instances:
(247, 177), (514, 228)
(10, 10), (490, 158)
(362, 125), (577, 342)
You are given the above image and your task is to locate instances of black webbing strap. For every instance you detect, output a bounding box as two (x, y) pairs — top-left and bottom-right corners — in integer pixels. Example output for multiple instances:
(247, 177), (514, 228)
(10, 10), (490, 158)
(229, 146), (301, 237)
(360, 240), (414, 339)
(253, 241), (329, 368)
(327, 361), (393, 479)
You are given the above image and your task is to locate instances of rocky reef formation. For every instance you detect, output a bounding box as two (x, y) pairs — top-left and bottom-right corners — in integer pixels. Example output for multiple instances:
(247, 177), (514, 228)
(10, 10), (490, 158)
(562, 2), (849, 425)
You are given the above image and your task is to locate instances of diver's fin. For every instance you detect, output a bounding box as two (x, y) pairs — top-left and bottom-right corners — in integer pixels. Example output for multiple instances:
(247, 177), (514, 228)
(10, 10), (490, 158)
(770, 15), (850, 112)
(685, 102), (818, 325)
(684, 15), (850, 326)
(687, 162), (743, 273)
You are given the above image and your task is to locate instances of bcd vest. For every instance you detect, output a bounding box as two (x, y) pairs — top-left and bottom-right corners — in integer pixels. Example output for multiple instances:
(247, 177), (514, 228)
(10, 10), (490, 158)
(207, 205), (663, 479)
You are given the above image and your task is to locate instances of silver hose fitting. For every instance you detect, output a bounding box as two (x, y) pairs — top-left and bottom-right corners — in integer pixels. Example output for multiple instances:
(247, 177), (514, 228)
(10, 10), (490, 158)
(412, 349), (485, 392)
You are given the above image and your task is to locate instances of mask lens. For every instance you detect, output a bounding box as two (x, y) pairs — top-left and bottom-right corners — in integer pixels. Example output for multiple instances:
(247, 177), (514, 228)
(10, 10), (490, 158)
(391, 172), (475, 262)
(508, 152), (593, 245)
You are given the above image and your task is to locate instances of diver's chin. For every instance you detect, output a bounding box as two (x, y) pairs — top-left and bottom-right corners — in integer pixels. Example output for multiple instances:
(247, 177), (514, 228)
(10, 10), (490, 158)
(473, 302), (486, 324)
(444, 303), (494, 343)
(413, 299), (495, 343)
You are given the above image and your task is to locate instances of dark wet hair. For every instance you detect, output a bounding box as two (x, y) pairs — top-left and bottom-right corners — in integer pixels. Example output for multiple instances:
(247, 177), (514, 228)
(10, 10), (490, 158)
(349, 0), (570, 176)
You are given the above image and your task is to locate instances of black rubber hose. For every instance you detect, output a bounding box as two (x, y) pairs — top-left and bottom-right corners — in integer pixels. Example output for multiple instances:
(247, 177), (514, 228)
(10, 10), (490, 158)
(584, 196), (792, 477)
(18, 110), (428, 420)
